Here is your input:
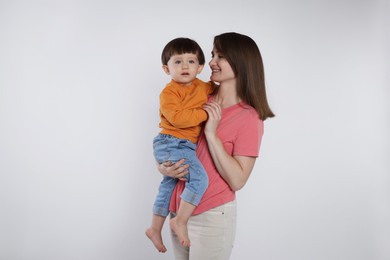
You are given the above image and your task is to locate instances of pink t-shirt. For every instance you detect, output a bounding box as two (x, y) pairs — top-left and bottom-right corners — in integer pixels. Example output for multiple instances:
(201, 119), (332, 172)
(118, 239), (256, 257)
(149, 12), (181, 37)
(169, 100), (264, 215)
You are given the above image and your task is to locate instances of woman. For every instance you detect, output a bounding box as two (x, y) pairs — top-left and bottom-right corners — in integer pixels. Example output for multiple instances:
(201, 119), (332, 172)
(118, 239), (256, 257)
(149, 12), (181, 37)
(159, 32), (274, 260)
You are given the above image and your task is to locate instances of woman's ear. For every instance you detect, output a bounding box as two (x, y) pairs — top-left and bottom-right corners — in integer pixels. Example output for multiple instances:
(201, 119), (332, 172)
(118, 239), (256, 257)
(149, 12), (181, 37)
(162, 65), (170, 75)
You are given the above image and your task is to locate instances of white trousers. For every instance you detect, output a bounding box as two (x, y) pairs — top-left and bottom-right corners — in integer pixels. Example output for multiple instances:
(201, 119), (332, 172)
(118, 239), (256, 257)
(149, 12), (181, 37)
(170, 200), (237, 260)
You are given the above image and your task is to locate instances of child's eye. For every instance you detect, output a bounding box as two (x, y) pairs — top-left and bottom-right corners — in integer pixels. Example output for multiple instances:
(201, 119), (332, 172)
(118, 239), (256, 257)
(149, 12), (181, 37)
(174, 60), (181, 64)
(189, 60), (195, 64)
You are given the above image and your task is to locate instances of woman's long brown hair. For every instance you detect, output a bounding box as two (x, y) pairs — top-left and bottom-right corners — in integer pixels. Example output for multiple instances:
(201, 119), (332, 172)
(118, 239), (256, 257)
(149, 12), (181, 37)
(213, 32), (275, 120)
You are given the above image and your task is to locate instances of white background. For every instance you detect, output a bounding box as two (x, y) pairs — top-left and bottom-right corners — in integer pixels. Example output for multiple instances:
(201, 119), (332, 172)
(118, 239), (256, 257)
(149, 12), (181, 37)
(0, 0), (389, 259)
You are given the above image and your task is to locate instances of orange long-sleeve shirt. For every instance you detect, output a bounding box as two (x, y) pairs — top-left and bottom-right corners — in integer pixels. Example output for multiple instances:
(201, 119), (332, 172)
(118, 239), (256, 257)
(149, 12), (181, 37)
(159, 78), (214, 144)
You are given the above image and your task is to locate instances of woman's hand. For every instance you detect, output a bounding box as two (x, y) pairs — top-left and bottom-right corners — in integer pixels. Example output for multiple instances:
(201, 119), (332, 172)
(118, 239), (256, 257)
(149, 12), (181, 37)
(203, 101), (222, 138)
(157, 159), (189, 180)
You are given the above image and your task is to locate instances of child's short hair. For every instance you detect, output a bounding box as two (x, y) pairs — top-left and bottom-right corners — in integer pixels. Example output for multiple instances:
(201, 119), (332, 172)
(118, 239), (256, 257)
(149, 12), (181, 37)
(161, 38), (205, 66)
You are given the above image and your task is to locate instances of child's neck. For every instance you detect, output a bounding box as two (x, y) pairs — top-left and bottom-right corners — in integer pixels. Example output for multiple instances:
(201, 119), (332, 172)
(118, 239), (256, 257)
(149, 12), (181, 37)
(173, 79), (195, 87)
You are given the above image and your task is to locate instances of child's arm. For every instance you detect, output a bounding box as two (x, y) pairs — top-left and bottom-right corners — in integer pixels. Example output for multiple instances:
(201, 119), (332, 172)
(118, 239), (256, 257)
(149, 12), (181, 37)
(160, 88), (208, 128)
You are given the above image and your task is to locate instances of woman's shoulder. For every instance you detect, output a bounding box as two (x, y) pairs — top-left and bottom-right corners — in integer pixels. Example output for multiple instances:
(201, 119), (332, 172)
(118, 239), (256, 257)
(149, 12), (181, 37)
(232, 102), (261, 119)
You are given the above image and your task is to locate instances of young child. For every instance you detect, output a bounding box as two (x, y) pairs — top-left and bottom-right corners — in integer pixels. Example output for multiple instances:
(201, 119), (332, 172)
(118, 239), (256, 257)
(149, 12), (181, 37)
(145, 38), (214, 252)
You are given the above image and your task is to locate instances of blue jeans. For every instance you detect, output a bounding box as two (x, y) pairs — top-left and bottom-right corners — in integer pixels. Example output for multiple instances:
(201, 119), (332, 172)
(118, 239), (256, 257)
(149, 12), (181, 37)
(152, 134), (208, 217)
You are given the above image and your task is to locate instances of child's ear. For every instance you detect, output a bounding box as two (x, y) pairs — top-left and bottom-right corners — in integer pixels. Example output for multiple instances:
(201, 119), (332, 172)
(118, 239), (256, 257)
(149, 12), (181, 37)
(162, 65), (170, 75)
(197, 64), (205, 74)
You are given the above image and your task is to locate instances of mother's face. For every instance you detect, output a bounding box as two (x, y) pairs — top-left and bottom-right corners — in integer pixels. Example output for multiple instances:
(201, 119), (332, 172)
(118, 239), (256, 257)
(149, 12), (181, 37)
(209, 48), (235, 84)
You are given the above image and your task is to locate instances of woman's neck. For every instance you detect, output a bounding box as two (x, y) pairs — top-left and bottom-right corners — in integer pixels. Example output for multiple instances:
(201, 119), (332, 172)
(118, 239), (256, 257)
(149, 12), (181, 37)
(214, 82), (240, 109)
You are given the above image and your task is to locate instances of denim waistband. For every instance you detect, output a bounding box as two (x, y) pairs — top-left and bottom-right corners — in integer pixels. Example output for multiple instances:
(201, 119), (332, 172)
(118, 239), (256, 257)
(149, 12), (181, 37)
(158, 133), (177, 139)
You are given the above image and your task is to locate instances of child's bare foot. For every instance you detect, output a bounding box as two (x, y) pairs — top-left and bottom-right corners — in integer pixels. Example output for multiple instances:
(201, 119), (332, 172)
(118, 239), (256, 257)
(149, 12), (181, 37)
(170, 217), (190, 247)
(145, 227), (167, 253)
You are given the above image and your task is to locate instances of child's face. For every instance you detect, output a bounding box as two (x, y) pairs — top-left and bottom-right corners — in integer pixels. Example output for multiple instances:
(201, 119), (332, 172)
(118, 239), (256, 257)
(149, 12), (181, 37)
(163, 53), (204, 86)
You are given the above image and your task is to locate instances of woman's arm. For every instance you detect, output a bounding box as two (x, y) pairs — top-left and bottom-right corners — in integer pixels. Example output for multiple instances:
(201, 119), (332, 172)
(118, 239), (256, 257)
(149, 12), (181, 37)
(205, 136), (256, 191)
(203, 101), (256, 191)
